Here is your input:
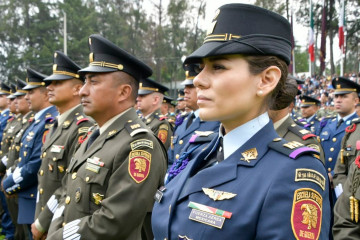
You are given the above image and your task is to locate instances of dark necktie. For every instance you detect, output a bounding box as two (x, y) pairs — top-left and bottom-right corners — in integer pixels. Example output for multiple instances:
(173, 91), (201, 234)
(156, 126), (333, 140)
(336, 119), (344, 129)
(186, 113), (195, 129)
(51, 119), (58, 136)
(86, 128), (100, 150)
(197, 137), (224, 171)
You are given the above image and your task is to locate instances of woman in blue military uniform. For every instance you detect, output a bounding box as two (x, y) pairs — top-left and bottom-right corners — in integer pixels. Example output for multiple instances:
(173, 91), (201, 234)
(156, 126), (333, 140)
(152, 4), (331, 240)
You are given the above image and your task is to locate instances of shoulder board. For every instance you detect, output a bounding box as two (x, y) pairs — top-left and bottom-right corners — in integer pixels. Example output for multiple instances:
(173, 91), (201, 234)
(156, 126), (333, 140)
(287, 124), (316, 140)
(268, 138), (319, 160)
(76, 117), (90, 125)
(189, 131), (216, 144)
(351, 118), (360, 124)
(125, 122), (149, 137)
(45, 117), (55, 123)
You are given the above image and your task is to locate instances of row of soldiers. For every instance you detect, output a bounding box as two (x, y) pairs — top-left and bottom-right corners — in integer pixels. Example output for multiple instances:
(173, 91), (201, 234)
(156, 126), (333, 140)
(0, 35), (359, 239)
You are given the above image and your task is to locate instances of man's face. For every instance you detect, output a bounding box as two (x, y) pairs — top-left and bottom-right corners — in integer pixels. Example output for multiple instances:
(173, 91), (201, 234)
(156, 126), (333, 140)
(15, 95), (30, 115)
(25, 87), (48, 112)
(334, 93), (359, 117)
(136, 93), (155, 116)
(0, 95), (8, 109)
(9, 98), (17, 113)
(80, 72), (121, 120)
(47, 79), (81, 107)
(301, 105), (319, 118)
(184, 85), (198, 110)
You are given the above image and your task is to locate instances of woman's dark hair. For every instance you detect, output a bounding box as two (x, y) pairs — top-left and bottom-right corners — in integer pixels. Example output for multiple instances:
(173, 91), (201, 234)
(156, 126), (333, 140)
(243, 55), (288, 110)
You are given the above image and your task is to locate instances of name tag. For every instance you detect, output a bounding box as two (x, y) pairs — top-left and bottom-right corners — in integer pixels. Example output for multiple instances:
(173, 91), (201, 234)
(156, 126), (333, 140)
(51, 145), (64, 153)
(189, 209), (225, 229)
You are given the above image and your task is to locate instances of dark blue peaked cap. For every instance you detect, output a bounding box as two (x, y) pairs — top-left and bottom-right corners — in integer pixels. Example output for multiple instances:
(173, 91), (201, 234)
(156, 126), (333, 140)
(24, 68), (48, 90)
(45, 51), (83, 81)
(0, 82), (11, 95)
(79, 34), (152, 81)
(184, 4), (292, 65)
(13, 79), (28, 96)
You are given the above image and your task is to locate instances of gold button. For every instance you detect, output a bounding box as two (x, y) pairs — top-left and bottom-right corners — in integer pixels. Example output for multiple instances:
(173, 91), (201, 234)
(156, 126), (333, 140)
(62, 222), (66, 227)
(43, 152), (46, 158)
(328, 168), (331, 172)
(179, 140), (183, 145)
(175, 154), (179, 160)
(291, 123), (296, 127)
(41, 207), (44, 211)
(328, 158), (332, 162)
(330, 148), (334, 152)
(332, 138), (336, 142)
(53, 157), (57, 161)
(30, 194), (34, 197)
(86, 177), (90, 182)
(65, 196), (71, 204)
(72, 172), (77, 180)
(40, 170), (44, 176)
(18, 157), (22, 162)
(346, 153), (350, 156)
(321, 139), (324, 141)
(40, 188), (44, 194)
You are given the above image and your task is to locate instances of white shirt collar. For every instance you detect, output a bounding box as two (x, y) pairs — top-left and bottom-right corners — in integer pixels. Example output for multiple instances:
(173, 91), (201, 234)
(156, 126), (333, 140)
(220, 112), (269, 160)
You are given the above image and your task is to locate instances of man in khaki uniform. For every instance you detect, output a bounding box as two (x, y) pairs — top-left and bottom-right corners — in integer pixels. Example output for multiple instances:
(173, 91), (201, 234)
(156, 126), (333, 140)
(137, 78), (173, 150)
(333, 117), (360, 198)
(31, 51), (93, 240)
(1, 79), (34, 240)
(269, 77), (325, 163)
(333, 160), (360, 239)
(46, 34), (167, 240)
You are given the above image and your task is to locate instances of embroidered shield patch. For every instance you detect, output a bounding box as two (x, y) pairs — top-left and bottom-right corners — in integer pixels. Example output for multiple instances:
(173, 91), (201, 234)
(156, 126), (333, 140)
(158, 126), (168, 144)
(128, 150), (151, 183)
(291, 188), (322, 240)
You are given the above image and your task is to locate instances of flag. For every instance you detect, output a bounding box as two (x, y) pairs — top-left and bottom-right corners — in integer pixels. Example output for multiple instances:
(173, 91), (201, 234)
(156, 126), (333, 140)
(288, 11), (295, 74)
(320, 0), (327, 73)
(308, 0), (315, 62)
(338, 0), (345, 53)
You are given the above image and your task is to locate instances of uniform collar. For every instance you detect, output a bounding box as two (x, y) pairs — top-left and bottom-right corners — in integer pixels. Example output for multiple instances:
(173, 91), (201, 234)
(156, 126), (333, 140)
(99, 107), (131, 135)
(273, 113), (289, 130)
(193, 109), (200, 119)
(57, 104), (80, 126)
(338, 111), (357, 122)
(1, 108), (9, 115)
(34, 106), (53, 121)
(220, 112), (269, 160)
(306, 114), (316, 122)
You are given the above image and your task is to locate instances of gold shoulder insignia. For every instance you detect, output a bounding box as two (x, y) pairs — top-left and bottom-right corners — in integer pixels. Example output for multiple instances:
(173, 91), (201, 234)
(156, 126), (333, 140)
(194, 131), (214, 137)
(202, 188), (237, 201)
(108, 130), (117, 137)
(299, 129), (310, 135)
(159, 124), (169, 130)
(307, 144), (320, 152)
(63, 120), (70, 128)
(78, 127), (89, 134)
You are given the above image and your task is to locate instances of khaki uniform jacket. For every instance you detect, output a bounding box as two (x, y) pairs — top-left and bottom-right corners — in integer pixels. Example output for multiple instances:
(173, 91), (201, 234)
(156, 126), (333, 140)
(145, 109), (173, 150)
(35, 105), (93, 232)
(0, 114), (23, 174)
(333, 161), (360, 239)
(276, 115), (325, 164)
(47, 108), (167, 240)
(333, 118), (360, 190)
(4, 112), (35, 174)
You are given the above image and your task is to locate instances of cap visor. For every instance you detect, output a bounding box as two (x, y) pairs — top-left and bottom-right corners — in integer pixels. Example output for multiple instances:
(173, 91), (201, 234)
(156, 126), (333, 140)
(23, 84), (42, 90)
(78, 65), (118, 74)
(44, 74), (73, 81)
(138, 90), (153, 95)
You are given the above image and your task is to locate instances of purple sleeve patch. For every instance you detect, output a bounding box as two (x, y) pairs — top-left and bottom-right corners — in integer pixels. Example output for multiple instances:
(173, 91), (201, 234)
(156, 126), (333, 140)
(189, 134), (198, 143)
(289, 147), (317, 159)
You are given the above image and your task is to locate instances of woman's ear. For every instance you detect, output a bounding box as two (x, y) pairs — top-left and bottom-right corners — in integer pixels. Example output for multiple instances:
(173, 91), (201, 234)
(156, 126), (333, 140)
(257, 66), (281, 96)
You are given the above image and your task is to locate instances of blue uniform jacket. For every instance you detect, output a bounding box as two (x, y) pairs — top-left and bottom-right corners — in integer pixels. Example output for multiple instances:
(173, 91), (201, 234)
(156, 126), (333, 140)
(0, 109), (12, 142)
(319, 113), (358, 176)
(153, 122), (331, 240)
(3, 105), (58, 224)
(167, 116), (219, 169)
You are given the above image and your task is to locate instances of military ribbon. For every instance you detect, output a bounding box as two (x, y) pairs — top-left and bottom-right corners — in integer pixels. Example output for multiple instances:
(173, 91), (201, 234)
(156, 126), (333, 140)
(188, 201), (232, 219)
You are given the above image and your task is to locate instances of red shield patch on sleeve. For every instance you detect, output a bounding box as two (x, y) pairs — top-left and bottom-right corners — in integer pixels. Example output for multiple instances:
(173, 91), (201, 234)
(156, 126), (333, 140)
(158, 129), (168, 144)
(291, 188), (322, 240)
(128, 150), (151, 183)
